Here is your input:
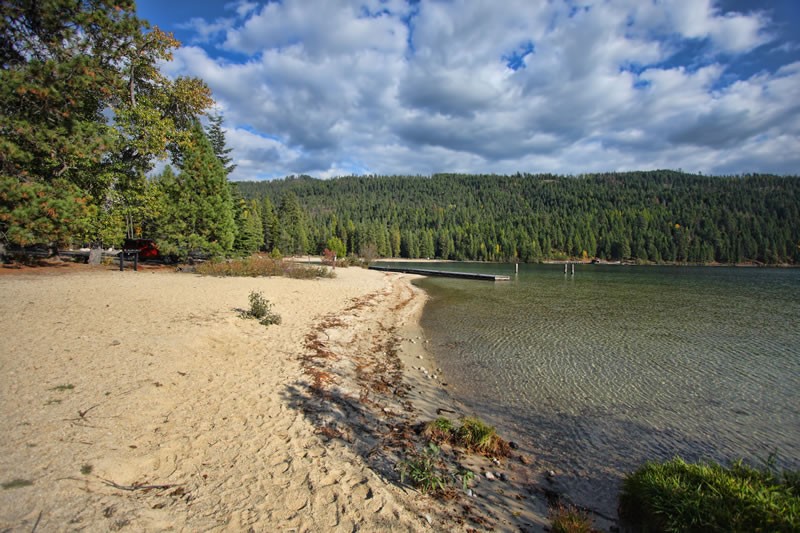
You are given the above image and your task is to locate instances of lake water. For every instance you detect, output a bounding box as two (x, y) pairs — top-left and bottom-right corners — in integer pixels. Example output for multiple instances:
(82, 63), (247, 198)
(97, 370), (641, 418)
(394, 263), (800, 517)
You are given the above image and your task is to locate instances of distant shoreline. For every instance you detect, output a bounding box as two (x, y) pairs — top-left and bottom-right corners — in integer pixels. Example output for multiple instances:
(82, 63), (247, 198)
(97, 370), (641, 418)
(374, 257), (798, 268)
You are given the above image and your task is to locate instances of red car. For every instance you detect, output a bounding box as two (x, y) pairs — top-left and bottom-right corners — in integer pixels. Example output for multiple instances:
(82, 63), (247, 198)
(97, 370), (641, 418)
(123, 239), (160, 260)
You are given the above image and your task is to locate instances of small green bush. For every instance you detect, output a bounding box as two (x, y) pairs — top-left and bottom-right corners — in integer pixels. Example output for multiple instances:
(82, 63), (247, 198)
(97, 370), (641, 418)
(619, 457), (800, 532)
(455, 417), (510, 457)
(240, 291), (282, 326)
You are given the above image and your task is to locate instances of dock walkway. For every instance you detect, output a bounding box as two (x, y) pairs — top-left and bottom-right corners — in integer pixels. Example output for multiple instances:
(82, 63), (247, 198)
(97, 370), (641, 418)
(368, 265), (510, 281)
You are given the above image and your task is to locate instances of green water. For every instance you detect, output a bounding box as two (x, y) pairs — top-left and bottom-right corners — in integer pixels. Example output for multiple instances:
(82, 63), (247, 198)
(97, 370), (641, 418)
(393, 263), (800, 516)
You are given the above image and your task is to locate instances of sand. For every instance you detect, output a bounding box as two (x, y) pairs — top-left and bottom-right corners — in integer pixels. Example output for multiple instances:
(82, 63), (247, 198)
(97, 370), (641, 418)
(0, 262), (553, 532)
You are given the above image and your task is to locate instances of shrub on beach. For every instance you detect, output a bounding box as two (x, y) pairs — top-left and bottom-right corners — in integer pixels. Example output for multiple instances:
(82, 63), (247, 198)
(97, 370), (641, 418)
(619, 457), (800, 532)
(196, 255), (333, 279)
(419, 416), (511, 457)
(240, 291), (281, 326)
(455, 417), (511, 457)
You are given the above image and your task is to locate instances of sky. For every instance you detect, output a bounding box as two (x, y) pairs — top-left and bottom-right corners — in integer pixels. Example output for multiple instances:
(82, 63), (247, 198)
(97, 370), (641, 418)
(135, 0), (800, 181)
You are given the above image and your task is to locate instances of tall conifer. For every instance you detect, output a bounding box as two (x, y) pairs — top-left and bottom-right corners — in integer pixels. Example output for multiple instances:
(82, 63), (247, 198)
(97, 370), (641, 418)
(205, 113), (237, 176)
(154, 122), (235, 258)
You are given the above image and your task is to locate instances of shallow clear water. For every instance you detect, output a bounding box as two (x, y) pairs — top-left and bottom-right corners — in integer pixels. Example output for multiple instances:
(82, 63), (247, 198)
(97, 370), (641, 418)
(393, 263), (800, 516)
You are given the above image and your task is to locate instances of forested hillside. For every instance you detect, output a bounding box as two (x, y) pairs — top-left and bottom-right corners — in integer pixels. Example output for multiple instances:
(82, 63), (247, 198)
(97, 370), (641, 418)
(237, 171), (800, 264)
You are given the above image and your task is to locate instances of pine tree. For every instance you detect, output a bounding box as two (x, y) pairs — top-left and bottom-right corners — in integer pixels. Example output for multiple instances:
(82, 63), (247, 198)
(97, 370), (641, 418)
(0, 0), (212, 247)
(233, 197), (264, 256)
(277, 192), (309, 256)
(261, 196), (279, 251)
(0, 176), (94, 246)
(153, 123), (235, 259)
(205, 113), (237, 176)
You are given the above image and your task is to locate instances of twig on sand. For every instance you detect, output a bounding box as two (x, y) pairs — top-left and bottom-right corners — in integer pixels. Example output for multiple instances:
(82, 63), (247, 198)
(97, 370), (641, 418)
(100, 478), (182, 492)
(65, 404), (101, 427)
(78, 404), (99, 419)
(31, 510), (43, 533)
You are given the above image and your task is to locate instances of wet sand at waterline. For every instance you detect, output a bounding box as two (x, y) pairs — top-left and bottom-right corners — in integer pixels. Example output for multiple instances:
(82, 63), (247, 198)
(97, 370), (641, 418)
(0, 264), (551, 531)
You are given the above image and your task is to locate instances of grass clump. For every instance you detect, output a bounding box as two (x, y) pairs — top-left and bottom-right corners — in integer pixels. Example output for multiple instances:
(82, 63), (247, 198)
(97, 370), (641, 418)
(418, 415), (511, 456)
(455, 417), (510, 457)
(80, 464), (93, 475)
(423, 417), (455, 445)
(619, 457), (800, 532)
(549, 504), (594, 533)
(240, 291), (282, 326)
(398, 443), (474, 496)
(197, 255), (333, 279)
(398, 443), (448, 494)
(50, 384), (75, 391)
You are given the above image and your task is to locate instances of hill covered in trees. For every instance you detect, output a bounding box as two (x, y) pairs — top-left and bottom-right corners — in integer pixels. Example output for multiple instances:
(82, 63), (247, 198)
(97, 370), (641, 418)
(237, 171), (800, 265)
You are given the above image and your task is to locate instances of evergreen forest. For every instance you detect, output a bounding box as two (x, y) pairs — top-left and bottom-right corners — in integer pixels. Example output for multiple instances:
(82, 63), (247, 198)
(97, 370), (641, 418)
(237, 172), (800, 265)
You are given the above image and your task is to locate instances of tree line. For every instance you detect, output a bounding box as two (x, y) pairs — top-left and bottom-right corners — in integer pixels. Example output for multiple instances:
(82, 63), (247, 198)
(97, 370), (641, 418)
(237, 172), (800, 265)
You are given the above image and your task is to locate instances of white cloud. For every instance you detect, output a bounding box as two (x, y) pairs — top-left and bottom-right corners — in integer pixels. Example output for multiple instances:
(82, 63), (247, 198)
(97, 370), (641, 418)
(224, 127), (302, 181)
(177, 17), (235, 43)
(639, 0), (769, 53)
(161, 0), (798, 179)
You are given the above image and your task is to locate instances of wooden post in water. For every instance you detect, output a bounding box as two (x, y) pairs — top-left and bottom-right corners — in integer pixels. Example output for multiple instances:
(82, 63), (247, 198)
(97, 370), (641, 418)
(571, 263), (575, 275)
(515, 263), (519, 275)
(564, 263), (567, 274)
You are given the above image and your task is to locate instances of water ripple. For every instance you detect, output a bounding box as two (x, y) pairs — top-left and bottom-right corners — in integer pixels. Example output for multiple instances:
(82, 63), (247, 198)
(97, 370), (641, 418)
(417, 264), (800, 517)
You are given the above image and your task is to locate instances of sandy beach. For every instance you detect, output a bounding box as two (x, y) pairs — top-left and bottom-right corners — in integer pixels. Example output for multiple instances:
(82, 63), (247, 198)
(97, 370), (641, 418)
(0, 262), (552, 531)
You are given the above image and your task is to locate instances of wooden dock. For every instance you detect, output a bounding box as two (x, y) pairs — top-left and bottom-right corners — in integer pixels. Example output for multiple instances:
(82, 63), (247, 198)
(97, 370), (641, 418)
(368, 265), (510, 281)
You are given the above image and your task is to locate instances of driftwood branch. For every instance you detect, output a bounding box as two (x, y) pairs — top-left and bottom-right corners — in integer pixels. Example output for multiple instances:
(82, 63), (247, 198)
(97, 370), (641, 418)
(100, 478), (182, 492)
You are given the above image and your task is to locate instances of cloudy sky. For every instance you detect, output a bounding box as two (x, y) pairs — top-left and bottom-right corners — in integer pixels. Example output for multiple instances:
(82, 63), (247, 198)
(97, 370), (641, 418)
(136, 0), (800, 180)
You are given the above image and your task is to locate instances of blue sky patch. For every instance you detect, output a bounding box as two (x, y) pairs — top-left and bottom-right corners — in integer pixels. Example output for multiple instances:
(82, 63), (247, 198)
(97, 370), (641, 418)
(136, 0), (800, 179)
(504, 41), (535, 71)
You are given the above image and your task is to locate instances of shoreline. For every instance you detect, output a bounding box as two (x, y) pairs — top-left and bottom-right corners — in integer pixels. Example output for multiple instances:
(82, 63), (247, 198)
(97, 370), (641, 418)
(373, 257), (798, 268)
(399, 278), (618, 532)
(0, 263), (557, 531)
(295, 270), (555, 530)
